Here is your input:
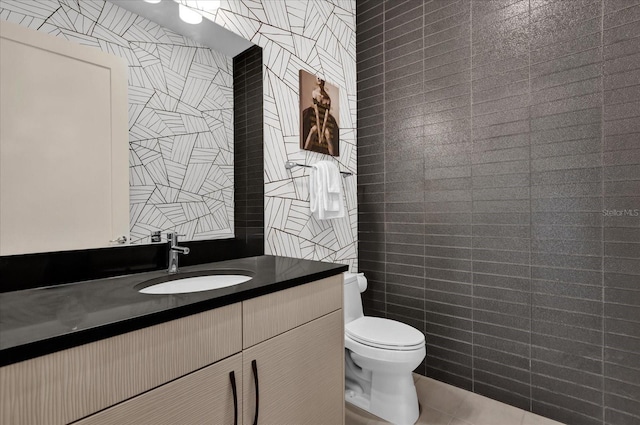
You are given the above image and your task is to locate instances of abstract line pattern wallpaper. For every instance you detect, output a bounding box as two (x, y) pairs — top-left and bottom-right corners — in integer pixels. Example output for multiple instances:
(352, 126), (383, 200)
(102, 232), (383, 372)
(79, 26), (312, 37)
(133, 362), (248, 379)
(204, 0), (358, 270)
(0, 0), (357, 269)
(0, 0), (235, 244)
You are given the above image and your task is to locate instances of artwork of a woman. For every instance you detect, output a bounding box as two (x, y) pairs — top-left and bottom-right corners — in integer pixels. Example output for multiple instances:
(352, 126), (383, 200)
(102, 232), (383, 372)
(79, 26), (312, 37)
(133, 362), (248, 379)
(300, 70), (339, 156)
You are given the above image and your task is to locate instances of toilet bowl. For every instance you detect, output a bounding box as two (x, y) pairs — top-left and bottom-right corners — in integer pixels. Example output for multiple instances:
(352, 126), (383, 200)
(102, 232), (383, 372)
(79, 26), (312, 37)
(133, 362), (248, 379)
(343, 273), (426, 425)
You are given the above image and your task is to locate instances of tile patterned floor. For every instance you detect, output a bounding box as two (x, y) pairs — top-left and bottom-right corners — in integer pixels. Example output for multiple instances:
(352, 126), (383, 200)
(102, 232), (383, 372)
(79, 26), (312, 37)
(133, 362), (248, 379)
(345, 375), (565, 425)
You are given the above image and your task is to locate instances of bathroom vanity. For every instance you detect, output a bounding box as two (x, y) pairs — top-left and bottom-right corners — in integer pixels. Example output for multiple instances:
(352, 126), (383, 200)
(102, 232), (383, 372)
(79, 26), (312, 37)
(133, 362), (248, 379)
(0, 255), (347, 425)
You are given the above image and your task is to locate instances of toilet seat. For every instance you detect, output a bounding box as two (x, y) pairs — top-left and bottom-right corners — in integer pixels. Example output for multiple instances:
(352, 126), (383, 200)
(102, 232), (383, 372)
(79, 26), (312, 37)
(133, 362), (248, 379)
(345, 317), (425, 351)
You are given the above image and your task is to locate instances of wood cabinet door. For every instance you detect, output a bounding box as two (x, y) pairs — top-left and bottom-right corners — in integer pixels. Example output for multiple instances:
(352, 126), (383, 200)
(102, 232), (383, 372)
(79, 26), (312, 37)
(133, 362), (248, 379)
(77, 353), (243, 425)
(242, 310), (344, 425)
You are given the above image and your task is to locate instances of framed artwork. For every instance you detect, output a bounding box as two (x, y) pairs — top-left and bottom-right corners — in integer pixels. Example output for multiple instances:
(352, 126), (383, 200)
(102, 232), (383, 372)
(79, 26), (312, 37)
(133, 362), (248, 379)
(299, 69), (340, 156)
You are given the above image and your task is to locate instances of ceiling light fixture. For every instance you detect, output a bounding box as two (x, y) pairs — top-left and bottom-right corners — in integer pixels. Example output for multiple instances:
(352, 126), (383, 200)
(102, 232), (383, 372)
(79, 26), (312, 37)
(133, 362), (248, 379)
(169, 1), (222, 25)
(178, 3), (203, 24)
(143, 0), (162, 4)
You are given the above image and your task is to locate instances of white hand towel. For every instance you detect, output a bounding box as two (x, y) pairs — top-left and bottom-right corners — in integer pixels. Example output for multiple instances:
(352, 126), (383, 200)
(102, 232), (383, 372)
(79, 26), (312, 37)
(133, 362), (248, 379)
(310, 161), (345, 220)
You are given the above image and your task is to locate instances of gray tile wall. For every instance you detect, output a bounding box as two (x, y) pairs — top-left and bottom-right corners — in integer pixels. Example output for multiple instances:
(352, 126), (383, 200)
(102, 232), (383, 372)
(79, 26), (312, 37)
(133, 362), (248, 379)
(603, 2), (640, 424)
(234, 46), (264, 256)
(355, 1), (640, 424)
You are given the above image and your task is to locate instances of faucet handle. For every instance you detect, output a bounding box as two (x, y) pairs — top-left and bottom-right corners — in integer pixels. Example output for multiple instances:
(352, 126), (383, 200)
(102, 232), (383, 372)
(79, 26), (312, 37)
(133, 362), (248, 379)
(165, 232), (187, 244)
(109, 236), (127, 244)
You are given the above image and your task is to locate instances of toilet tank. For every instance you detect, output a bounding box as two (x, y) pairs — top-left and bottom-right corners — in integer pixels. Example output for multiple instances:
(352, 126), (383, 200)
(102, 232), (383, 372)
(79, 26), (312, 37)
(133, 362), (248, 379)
(344, 272), (366, 324)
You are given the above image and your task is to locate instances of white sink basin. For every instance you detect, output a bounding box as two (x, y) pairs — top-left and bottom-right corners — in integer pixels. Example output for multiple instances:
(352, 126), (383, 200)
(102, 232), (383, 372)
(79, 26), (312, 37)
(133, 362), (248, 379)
(139, 274), (252, 295)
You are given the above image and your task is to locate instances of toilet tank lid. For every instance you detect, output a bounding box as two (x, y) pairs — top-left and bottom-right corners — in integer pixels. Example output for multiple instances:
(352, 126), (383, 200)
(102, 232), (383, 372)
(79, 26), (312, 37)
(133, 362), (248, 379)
(343, 272), (362, 284)
(344, 272), (367, 292)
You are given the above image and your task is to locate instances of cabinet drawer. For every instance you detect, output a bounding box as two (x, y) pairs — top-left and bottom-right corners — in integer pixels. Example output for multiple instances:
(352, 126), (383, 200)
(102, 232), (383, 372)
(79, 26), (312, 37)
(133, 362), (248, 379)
(76, 353), (243, 425)
(242, 274), (343, 348)
(0, 303), (242, 425)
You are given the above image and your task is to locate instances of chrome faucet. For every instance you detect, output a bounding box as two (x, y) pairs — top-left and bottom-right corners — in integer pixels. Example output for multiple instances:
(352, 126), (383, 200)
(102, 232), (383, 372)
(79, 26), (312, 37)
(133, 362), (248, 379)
(166, 232), (190, 274)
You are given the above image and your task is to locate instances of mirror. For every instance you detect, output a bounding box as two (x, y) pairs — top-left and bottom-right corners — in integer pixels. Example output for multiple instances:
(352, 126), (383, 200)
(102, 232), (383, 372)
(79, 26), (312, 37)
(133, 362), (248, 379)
(0, 0), (257, 255)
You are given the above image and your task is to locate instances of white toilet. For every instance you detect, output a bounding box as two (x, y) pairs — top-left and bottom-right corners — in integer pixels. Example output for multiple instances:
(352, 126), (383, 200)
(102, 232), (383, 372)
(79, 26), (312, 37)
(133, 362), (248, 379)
(343, 272), (426, 425)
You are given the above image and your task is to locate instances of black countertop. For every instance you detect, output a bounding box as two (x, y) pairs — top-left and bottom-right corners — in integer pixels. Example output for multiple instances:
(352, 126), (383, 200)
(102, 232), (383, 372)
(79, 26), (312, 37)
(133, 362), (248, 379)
(0, 255), (348, 367)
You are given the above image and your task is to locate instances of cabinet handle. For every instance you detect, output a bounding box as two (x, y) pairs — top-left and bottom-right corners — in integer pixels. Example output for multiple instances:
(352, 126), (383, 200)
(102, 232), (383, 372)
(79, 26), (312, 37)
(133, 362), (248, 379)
(251, 359), (259, 425)
(229, 371), (238, 425)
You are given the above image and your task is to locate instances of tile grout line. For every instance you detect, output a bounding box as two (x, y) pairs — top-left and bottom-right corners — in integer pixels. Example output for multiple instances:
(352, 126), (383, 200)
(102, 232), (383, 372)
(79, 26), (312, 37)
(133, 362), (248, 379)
(421, 0), (427, 377)
(527, 0), (533, 415)
(469, 0), (475, 395)
(383, 0), (387, 322)
(600, 1), (605, 424)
